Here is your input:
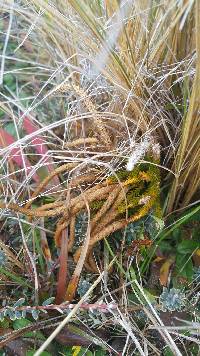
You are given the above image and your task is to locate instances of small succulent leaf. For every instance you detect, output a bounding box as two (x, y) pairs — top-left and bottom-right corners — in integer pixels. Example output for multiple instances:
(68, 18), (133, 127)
(54, 307), (64, 314)
(13, 298), (25, 308)
(0, 312), (4, 321)
(6, 309), (16, 321)
(0, 250), (7, 266)
(22, 309), (27, 318)
(26, 307), (33, 314)
(42, 309), (48, 314)
(15, 310), (22, 319)
(31, 309), (40, 320)
(42, 297), (55, 306)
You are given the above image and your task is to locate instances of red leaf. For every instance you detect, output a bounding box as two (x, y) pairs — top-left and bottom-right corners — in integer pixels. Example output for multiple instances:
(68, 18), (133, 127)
(23, 116), (59, 186)
(0, 129), (39, 182)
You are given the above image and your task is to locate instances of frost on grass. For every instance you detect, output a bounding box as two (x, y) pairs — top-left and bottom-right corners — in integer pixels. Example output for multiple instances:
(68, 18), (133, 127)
(126, 138), (150, 171)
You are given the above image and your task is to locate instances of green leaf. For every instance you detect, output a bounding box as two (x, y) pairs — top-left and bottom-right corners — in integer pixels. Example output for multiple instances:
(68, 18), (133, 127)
(192, 227), (200, 240)
(158, 205), (200, 241)
(159, 240), (174, 254)
(0, 319), (9, 328)
(94, 350), (107, 356)
(177, 240), (199, 254)
(175, 253), (194, 281)
(163, 346), (174, 356)
(0, 266), (31, 288)
(188, 343), (199, 356)
(13, 318), (45, 339)
(0, 312), (5, 322)
(13, 318), (31, 330)
(129, 266), (136, 281)
(172, 228), (181, 240)
(3, 73), (15, 86)
(143, 289), (157, 304)
(22, 309), (27, 318)
(4, 123), (17, 138)
(26, 351), (52, 356)
(0, 109), (5, 118)
(186, 208), (200, 223)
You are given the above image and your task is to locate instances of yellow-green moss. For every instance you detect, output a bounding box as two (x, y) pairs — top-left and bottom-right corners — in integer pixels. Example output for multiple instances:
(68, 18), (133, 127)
(110, 154), (161, 219)
(89, 153), (161, 223)
(90, 199), (105, 211)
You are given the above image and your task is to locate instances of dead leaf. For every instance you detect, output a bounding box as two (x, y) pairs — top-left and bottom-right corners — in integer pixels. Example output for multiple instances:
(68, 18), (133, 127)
(193, 250), (200, 267)
(159, 256), (175, 286)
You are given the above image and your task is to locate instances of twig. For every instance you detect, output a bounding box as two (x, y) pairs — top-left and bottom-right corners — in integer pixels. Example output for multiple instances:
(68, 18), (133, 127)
(0, 302), (118, 314)
(34, 271), (106, 356)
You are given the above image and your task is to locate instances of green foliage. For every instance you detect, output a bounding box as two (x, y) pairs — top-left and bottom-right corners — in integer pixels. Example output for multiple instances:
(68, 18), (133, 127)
(163, 346), (175, 356)
(154, 205), (200, 285)
(0, 2), (199, 354)
(13, 318), (44, 339)
(0, 266), (30, 288)
(175, 254), (194, 282)
(3, 73), (16, 91)
(173, 239), (199, 283)
(158, 205), (200, 242)
(13, 317), (31, 330)
(0, 297), (44, 323)
(4, 122), (17, 138)
(0, 319), (9, 329)
(188, 344), (200, 356)
(112, 212), (163, 246)
(177, 239), (199, 255)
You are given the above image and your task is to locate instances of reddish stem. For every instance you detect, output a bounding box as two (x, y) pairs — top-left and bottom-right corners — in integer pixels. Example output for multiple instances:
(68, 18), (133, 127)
(55, 229), (69, 304)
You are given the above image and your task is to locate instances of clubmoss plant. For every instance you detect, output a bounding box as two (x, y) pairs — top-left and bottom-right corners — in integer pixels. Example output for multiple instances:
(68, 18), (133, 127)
(160, 288), (186, 312)
(0, 249), (7, 266)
